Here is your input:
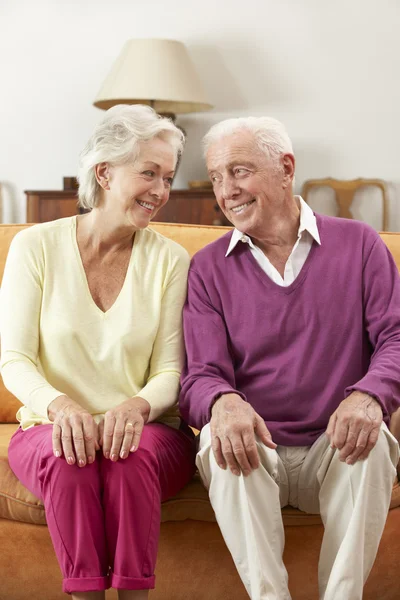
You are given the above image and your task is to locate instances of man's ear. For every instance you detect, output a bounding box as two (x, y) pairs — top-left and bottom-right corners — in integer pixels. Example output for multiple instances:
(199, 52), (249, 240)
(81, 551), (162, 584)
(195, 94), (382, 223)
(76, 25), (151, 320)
(95, 162), (110, 190)
(282, 154), (295, 188)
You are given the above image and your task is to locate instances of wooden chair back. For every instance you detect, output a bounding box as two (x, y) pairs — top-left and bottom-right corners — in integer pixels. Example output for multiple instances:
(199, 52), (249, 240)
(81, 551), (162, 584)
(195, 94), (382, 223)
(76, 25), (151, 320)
(301, 177), (389, 231)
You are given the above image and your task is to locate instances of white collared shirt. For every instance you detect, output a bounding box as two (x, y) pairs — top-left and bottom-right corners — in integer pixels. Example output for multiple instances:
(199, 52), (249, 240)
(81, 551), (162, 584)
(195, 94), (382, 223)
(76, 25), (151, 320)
(225, 196), (321, 287)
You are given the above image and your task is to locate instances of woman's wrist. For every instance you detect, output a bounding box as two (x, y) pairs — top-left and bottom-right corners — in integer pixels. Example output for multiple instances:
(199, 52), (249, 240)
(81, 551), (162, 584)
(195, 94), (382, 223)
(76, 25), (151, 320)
(129, 396), (151, 423)
(47, 394), (77, 421)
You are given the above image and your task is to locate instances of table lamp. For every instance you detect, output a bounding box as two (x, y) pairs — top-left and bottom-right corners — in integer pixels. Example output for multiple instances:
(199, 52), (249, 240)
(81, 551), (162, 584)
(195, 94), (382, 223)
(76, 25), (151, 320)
(93, 38), (213, 122)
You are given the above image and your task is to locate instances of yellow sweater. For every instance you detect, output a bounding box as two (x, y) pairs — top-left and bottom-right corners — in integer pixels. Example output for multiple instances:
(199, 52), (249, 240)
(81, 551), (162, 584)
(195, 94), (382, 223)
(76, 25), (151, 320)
(0, 217), (190, 430)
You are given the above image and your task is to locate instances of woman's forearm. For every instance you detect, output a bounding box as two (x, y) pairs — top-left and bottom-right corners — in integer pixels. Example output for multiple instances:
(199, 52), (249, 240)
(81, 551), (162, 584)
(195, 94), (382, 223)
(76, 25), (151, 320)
(1, 358), (64, 419)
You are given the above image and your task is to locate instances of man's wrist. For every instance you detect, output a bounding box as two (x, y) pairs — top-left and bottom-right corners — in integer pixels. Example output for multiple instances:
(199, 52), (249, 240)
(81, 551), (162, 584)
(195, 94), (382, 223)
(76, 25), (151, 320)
(348, 390), (382, 408)
(211, 392), (244, 416)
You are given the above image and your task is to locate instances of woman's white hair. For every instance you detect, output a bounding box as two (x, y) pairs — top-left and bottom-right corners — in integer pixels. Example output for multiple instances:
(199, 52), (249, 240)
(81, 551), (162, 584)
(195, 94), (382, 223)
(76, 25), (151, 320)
(78, 104), (185, 210)
(203, 116), (293, 163)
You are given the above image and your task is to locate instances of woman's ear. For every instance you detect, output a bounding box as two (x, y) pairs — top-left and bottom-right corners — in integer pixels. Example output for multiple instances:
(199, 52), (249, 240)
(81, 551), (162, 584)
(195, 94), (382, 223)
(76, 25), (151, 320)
(95, 163), (110, 190)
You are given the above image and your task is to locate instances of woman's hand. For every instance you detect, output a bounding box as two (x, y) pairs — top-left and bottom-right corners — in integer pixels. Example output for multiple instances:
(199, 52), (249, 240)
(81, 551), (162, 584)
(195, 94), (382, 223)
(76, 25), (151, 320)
(100, 396), (151, 461)
(48, 395), (100, 467)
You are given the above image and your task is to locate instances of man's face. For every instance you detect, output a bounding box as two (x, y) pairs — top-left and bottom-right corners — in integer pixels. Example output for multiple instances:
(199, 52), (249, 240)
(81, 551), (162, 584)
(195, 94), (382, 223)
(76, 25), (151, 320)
(206, 130), (291, 236)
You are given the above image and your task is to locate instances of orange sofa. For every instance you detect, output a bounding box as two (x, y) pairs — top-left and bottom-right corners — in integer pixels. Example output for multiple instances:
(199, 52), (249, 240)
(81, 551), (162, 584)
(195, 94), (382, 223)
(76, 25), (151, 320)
(0, 222), (399, 600)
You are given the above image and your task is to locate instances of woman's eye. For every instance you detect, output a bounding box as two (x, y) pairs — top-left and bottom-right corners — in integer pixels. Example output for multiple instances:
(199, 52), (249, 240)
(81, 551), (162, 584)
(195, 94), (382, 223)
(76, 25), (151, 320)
(164, 178), (173, 186)
(143, 170), (155, 177)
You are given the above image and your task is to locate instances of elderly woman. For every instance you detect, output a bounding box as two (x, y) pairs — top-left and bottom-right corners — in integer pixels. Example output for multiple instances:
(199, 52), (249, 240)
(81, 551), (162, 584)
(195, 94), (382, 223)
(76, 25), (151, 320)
(1, 105), (196, 599)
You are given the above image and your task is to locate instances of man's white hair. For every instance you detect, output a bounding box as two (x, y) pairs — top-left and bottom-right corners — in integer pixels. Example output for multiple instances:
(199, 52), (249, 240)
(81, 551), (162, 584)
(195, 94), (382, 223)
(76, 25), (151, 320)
(77, 104), (184, 210)
(203, 116), (293, 162)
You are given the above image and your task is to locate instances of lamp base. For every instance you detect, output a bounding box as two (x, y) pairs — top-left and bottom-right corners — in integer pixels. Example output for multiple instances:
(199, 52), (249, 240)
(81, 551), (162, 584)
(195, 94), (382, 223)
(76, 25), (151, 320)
(155, 111), (185, 183)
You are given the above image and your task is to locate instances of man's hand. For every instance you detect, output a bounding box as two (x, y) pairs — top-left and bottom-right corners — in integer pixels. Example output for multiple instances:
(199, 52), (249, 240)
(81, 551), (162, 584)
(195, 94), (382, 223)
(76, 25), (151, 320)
(48, 395), (100, 467)
(100, 396), (151, 461)
(326, 391), (383, 465)
(210, 393), (276, 476)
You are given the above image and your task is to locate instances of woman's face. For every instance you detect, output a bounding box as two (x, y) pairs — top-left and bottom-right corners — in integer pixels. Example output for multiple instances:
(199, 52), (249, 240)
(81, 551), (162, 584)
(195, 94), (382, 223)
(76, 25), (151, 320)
(104, 137), (177, 230)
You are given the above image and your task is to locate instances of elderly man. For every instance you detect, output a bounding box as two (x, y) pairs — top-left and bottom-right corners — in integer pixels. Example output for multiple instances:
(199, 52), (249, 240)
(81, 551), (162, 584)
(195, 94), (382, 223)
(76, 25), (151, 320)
(179, 117), (400, 600)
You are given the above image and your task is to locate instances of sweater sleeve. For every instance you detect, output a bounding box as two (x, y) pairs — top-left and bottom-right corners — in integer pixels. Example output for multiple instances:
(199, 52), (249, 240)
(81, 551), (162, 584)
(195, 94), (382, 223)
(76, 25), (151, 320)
(179, 267), (246, 430)
(345, 235), (400, 416)
(136, 248), (190, 422)
(0, 231), (64, 418)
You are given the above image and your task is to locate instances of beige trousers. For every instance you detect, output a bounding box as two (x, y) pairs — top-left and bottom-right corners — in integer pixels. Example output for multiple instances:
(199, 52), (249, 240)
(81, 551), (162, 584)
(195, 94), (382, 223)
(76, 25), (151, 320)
(196, 423), (399, 600)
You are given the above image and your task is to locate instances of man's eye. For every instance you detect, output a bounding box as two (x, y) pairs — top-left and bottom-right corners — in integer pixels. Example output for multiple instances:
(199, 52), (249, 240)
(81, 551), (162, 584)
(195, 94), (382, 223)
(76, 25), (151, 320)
(235, 168), (247, 176)
(210, 175), (220, 183)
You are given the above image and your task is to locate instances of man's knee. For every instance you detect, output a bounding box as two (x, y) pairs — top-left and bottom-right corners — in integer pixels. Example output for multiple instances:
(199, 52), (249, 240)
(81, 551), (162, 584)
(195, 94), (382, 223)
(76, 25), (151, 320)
(198, 422), (212, 451)
(197, 422), (269, 456)
(196, 422), (279, 487)
(366, 424), (399, 472)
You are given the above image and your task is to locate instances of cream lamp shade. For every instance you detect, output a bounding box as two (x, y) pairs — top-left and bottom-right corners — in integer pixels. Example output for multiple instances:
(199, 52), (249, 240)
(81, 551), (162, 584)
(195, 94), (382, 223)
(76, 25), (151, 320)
(93, 39), (213, 119)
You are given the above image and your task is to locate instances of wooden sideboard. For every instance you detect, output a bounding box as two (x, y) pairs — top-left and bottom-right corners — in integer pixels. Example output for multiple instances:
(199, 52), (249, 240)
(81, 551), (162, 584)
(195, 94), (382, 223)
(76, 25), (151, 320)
(25, 188), (230, 226)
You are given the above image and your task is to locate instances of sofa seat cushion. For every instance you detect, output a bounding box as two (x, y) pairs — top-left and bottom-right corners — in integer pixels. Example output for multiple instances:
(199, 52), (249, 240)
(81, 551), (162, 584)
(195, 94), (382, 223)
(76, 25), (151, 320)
(1, 423), (399, 527)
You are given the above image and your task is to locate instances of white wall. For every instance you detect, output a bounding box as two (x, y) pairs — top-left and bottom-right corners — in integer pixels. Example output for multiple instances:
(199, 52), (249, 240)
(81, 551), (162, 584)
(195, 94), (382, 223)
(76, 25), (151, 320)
(1, 0), (399, 228)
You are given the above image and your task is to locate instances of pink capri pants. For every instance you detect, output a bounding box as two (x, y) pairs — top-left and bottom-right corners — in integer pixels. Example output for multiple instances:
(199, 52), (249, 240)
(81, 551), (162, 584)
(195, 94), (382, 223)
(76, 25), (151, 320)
(8, 422), (196, 594)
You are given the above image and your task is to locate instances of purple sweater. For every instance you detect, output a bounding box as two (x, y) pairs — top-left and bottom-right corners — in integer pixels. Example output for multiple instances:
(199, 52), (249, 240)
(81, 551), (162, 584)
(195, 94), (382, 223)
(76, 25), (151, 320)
(179, 214), (400, 446)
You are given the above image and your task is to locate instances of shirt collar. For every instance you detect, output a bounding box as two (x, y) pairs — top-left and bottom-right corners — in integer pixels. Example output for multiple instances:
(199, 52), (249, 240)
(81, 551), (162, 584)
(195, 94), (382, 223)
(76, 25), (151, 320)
(297, 196), (320, 244)
(225, 195), (321, 257)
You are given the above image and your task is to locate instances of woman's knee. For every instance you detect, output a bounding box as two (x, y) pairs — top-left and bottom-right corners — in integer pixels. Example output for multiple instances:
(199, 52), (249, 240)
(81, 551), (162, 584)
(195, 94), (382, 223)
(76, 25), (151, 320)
(102, 445), (159, 486)
(45, 453), (102, 493)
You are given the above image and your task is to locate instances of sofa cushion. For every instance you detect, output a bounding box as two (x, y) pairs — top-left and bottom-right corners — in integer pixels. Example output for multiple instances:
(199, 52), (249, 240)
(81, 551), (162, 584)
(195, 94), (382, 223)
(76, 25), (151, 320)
(0, 379), (21, 424)
(0, 424), (45, 524)
(1, 423), (399, 528)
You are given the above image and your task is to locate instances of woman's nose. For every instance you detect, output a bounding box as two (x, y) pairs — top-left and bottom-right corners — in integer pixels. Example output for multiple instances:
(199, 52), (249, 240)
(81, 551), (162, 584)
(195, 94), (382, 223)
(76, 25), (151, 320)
(149, 178), (165, 198)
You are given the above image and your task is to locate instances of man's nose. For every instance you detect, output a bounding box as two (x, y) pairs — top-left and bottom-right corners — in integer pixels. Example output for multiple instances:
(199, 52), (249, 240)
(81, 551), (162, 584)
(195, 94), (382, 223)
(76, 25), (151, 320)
(221, 177), (239, 199)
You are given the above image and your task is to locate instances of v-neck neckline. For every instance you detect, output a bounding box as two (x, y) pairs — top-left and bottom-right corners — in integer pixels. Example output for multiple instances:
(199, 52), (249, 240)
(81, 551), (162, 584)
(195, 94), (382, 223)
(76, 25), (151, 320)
(236, 214), (322, 294)
(71, 216), (138, 317)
